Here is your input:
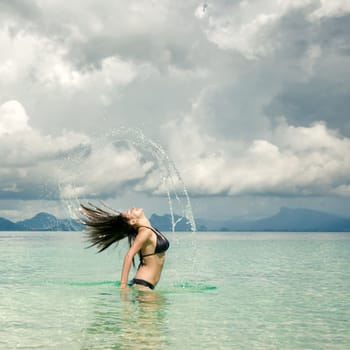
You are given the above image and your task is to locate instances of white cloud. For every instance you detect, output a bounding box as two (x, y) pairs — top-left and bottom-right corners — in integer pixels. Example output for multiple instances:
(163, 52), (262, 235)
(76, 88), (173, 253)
(0, 28), (140, 93)
(2, 101), (345, 203)
(0, 100), (30, 135)
(0, 60), (17, 82)
(196, 0), (350, 59)
(332, 185), (350, 197)
(0, 100), (89, 164)
(162, 116), (350, 197)
(272, 121), (345, 152)
(206, 12), (279, 59)
(194, 3), (209, 19)
(0, 29), (39, 83)
(309, 0), (350, 20)
(0, 100), (90, 197)
(37, 52), (139, 91)
(195, 1), (288, 59)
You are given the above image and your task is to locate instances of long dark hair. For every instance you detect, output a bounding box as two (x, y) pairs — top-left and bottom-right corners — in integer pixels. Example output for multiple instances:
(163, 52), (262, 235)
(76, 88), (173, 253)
(79, 203), (137, 254)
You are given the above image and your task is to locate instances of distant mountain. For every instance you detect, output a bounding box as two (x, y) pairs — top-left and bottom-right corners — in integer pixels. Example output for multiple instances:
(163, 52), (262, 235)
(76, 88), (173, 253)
(0, 217), (19, 231)
(0, 212), (82, 231)
(17, 212), (60, 231)
(197, 207), (350, 232)
(247, 207), (350, 232)
(17, 212), (82, 231)
(0, 207), (349, 232)
(150, 213), (192, 231)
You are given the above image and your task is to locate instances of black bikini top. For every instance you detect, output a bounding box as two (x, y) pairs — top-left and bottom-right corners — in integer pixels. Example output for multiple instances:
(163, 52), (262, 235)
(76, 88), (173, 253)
(139, 226), (170, 258)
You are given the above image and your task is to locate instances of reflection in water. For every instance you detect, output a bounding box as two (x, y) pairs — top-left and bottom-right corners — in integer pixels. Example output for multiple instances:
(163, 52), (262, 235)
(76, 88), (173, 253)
(81, 287), (168, 350)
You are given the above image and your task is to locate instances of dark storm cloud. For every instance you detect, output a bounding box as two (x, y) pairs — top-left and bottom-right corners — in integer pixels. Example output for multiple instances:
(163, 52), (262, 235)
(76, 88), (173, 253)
(262, 11), (350, 136)
(318, 14), (350, 54)
(265, 81), (350, 136)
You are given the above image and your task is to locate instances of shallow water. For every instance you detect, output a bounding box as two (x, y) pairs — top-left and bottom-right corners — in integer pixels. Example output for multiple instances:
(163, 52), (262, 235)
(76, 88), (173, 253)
(1, 231), (350, 349)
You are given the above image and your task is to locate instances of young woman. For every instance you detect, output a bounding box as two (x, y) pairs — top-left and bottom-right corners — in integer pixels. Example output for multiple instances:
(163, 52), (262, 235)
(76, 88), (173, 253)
(79, 203), (170, 290)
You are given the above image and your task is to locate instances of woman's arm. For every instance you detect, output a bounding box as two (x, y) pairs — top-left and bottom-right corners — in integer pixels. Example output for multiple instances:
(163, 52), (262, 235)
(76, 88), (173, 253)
(119, 228), (151, 289)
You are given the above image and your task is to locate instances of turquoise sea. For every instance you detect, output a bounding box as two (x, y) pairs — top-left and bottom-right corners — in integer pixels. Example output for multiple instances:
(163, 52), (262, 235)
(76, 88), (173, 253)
(1, 231), (350, 349)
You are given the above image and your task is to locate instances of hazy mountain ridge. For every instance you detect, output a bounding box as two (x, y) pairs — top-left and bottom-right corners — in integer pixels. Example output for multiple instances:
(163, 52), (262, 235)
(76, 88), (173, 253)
(0, 207), (349, 232)
(3, 212), (83, 231)
(197, 207), (350, 232)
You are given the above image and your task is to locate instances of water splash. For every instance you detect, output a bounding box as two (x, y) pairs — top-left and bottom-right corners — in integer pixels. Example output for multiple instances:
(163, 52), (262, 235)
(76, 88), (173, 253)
(112, 127), (196, 232)
(58, 127), (196, 232)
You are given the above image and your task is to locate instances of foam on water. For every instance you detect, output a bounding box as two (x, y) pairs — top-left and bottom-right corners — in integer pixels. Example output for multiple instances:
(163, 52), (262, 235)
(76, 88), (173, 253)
(61, 280), (118, 287)
(56, 279), (217, 292)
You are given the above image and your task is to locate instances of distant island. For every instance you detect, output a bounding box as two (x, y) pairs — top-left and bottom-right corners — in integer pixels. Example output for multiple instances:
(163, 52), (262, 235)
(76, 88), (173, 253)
(0, 207), (349, 232)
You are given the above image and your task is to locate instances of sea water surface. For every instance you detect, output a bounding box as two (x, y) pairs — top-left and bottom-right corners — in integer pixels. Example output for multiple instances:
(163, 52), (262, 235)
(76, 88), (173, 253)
(1, 231), (350, 349)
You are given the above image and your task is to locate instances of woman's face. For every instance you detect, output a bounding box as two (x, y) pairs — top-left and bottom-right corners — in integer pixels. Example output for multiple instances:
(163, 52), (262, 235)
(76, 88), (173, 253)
(122, 208), (144, 224)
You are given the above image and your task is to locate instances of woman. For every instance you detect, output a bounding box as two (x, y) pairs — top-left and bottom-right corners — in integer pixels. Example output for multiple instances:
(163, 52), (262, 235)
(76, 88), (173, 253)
(79, 203), (170, 290)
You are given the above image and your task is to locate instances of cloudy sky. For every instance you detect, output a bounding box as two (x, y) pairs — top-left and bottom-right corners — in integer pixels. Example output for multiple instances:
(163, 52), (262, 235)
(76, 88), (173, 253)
(1, 0), (350, 223)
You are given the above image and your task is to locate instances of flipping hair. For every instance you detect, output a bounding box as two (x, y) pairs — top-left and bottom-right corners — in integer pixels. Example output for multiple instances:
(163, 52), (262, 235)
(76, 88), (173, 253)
(79, 203), (137, 253)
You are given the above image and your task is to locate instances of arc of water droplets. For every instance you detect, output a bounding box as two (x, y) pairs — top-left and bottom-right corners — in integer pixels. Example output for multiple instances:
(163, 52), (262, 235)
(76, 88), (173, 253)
(57, 127), (196, 232)
(112, 127), (196, 232)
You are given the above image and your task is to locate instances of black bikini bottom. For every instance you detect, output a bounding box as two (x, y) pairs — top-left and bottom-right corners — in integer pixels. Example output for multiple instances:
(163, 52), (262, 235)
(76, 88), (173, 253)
(129, 278), (155, 290)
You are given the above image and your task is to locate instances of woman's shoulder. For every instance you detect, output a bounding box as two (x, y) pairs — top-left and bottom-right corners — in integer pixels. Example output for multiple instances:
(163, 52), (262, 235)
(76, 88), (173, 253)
(137, 226), (154, 238)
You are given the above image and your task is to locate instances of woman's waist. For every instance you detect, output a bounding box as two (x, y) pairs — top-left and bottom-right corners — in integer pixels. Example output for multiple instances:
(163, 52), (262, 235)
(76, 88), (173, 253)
(135, 268), (162, 286)
(139, 254), (166, 268)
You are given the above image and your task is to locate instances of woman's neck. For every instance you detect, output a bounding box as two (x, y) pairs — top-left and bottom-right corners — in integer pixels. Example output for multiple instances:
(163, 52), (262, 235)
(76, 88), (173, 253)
(136, 216), (151, 228)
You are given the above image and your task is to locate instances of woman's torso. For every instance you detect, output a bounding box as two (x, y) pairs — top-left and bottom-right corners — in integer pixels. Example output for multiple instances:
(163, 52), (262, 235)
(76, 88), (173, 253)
(134, 227), (169, 286)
